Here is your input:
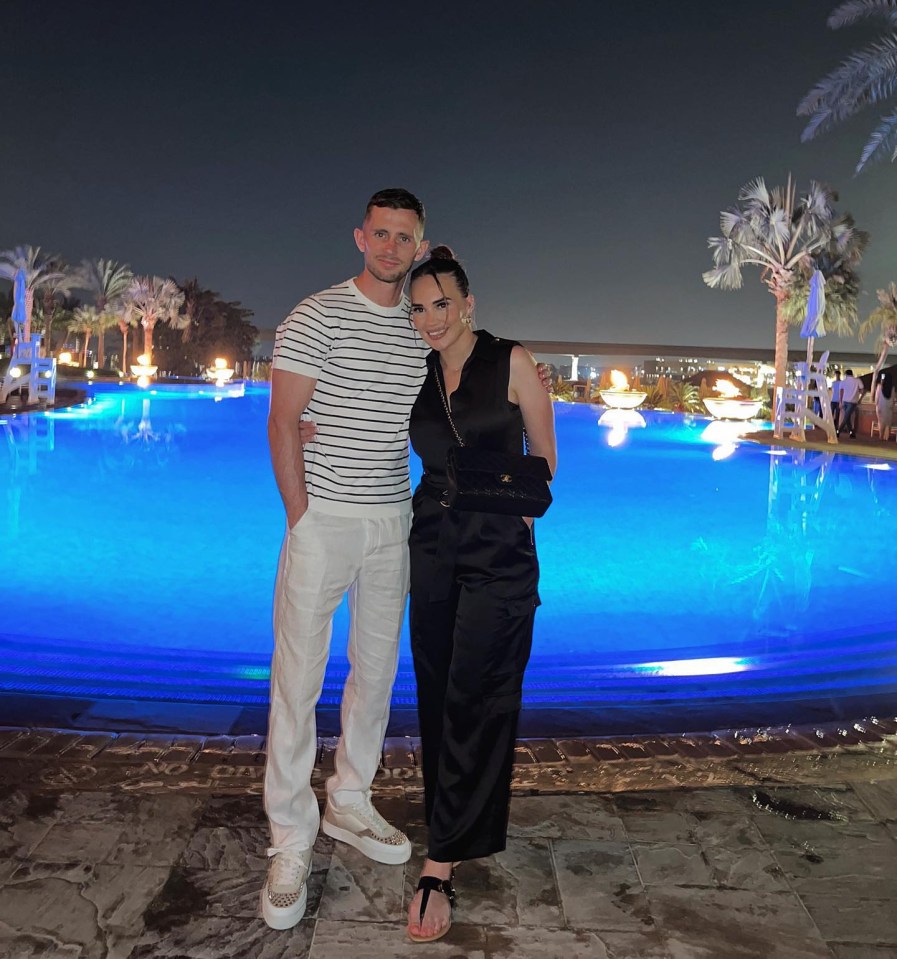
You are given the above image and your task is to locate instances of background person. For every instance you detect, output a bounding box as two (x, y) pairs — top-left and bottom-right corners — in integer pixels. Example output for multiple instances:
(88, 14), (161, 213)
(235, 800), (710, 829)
(829, 369), (843, 431)
(873, 369), (894, 441)
(404, 247), (557, 943)
(837, 369), (864, 439)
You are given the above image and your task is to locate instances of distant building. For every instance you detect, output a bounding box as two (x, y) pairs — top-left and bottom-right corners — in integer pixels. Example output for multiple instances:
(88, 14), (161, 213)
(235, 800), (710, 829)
(521, 340), (875, 387)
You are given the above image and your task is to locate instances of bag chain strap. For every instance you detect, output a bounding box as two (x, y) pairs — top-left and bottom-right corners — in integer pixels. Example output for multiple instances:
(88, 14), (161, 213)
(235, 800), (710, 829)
(434, 360), (531, 453)
(434, 365), (465, 447)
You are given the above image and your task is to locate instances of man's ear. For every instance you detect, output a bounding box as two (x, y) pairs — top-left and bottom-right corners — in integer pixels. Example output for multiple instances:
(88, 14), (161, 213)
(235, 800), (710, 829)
(414, 239), (430, 262)
(353, 227), (366, 254)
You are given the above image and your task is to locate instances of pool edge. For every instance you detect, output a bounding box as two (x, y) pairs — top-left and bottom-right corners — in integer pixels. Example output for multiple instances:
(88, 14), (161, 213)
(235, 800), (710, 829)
(1, 715), (894, 796)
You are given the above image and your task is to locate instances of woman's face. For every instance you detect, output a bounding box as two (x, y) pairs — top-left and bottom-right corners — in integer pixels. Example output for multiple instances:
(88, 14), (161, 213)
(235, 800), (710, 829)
(409, 273), (473, 352)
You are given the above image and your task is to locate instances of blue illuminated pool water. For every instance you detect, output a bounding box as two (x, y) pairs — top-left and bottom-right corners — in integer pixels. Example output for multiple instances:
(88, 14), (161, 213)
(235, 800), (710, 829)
(2, 385), (896, 735)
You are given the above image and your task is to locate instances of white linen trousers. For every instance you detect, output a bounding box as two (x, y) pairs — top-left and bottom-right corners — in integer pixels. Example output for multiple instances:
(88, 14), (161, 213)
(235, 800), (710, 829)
(264, 507), (411, 854)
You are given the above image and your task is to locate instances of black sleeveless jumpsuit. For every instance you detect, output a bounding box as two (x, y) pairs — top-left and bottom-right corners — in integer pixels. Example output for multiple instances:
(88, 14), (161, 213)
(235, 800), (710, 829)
(408, 330), (540, 862)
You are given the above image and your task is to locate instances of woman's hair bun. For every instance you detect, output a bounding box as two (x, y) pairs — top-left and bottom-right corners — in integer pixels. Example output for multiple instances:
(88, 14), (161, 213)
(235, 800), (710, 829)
(428, 245), (456, 261)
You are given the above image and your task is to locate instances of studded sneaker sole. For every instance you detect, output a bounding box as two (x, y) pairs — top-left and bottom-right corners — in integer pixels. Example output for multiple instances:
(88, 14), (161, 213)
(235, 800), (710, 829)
(321, 809), (412, 865)
(260, 879), (308, 930)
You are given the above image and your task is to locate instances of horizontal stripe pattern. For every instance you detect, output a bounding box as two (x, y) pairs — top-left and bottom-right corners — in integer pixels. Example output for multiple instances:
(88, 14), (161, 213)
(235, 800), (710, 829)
(272, 279), (428, 516)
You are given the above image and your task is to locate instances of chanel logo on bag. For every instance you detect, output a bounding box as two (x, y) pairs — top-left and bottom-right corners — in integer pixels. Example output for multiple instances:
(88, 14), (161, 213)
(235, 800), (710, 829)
(499, 473), (513, 484)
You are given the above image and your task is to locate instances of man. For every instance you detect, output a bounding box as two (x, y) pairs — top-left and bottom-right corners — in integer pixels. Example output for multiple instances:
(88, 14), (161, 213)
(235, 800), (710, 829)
(829, 369), (843, 431)
(838, 368), (864, 439)
(263, 188), (430, 930)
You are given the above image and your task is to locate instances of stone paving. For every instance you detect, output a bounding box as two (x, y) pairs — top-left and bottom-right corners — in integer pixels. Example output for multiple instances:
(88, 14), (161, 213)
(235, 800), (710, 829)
(1, 721), (896, 958)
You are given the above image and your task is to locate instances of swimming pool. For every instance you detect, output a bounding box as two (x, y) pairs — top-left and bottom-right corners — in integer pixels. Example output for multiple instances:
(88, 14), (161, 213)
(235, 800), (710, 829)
(2, 385), (896, 736)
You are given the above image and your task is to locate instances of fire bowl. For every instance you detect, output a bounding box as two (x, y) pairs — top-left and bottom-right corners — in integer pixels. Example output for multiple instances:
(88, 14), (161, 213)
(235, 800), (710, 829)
(702, 397), (763, 421)
(598, 389), (647, 410)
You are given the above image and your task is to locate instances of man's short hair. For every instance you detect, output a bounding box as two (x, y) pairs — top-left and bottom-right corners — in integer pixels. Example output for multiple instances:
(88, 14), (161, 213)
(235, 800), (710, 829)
(364, 188), (425, 226)
(845, 369), (854, 376)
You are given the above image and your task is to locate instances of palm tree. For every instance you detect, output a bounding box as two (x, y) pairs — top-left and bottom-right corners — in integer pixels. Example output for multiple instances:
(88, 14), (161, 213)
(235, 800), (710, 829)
(704, 177), (859, 392)
(116, 311), (138, 374)
(0, 245), (68, 345)
(68, 306), (98, 367)
(35, 268), (77, 356)
(76, 258), (133, 367)
(859, 282), (897, 392)
(798, 1), (897, 172)
(120, 276), (185, 363)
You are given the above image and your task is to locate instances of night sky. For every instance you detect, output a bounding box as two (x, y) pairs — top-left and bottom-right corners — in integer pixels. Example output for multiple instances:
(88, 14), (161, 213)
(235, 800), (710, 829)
(4, 1), (897, 354)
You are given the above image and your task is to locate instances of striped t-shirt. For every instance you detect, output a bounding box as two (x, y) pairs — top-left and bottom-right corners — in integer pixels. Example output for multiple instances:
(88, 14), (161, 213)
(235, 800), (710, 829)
(272, 278), (428, 517)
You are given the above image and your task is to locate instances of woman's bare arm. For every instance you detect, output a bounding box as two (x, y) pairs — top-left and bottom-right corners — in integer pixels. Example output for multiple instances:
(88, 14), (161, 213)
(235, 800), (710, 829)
(509, 345), (557, 479)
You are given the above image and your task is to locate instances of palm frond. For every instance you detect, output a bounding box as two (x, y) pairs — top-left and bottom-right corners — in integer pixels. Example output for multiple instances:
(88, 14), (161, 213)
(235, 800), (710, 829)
(856, 106), (897, 167)
(799, 35), (897, 139)
(738, 177), (772, 210)
(76, 257), (134, 306)
(782, 266), (862, 335)
(69, 305), (98, 333)
(702, 263), (743, 291)
(768, 180), (793, 212)
(859, 282), (897, 340)
(828, 0), (897, 30)
(707, 234), (734, 268)
(719, 209), (749, 238)
(121, 275), (186, 325)
(803, 180), (838, 217)
(829, 214), (870, 262)
(765, 207), (791, 251)
(878, 281), (897, 308)
(0, 244), (69, 290)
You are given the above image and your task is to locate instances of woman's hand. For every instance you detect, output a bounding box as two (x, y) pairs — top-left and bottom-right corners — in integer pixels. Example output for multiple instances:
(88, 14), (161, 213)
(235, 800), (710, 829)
(535, 361), (552, 393)
(298, 419), (317, 447)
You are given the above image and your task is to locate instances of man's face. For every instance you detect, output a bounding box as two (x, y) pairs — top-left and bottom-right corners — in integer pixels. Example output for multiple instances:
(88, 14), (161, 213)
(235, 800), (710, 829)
(354, 207), (428, 285)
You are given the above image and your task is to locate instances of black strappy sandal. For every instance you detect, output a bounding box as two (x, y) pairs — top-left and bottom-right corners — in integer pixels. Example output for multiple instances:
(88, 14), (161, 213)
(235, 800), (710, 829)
(407, 873), (456, 943)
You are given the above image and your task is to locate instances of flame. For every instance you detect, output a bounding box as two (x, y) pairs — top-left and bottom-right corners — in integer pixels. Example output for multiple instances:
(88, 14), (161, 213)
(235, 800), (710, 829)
(715, 379), (741, 399)
(609, 369), (630, 390)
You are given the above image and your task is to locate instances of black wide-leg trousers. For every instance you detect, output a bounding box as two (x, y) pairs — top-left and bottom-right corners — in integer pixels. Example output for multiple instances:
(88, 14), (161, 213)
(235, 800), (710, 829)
(409, 497), (539, 863)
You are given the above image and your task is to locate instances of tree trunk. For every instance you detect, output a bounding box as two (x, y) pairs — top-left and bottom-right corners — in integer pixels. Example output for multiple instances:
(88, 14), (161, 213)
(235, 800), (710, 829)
(773, 294), (790, 396)
(82, 333), (90, 368)
(119, 324), (129, 373)
(98, 327), (106, 368)
(143, 319), (155, 363)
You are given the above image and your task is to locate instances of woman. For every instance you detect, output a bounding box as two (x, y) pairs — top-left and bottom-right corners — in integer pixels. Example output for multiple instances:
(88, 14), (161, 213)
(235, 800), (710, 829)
(873, 370), (893, 441)
(405, 247), (557, 942)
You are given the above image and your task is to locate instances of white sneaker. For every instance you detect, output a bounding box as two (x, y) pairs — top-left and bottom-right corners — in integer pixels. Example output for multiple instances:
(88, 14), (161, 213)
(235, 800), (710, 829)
(260, 849), (310, 930)
(321, 790), (412, 865)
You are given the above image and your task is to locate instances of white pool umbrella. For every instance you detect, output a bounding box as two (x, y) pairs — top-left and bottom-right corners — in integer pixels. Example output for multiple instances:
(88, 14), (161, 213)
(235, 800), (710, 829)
(800, 269), (826, 365)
